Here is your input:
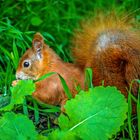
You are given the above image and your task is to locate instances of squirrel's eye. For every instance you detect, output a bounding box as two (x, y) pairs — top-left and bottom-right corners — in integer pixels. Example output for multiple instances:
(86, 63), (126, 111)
(23, 61), (30, 68)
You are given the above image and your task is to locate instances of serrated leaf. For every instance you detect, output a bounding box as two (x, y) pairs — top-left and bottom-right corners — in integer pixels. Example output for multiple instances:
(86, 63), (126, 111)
(58, 86), (128, 140)
(10, 80), (35, 104)
(0, 112), (37, 140)
(0, 80), (35, 111)
(47, 129), (80, 140)
(37, 134), (48, 140)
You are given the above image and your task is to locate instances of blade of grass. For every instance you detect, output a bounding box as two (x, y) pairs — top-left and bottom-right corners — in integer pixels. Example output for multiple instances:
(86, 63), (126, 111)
(35, 72), (72, 99)
(33, 99), (40, 124)
(58, 74), (72, 99)
(23, 98), (29, 117)
(0, 45), (12, 60)
(37, 101), (60, 111)
(27, 105), (60, 113)
(84, 68), (93, 89)
(128, 91), (133, 140)
(137, 87), (140, 140)
(127, 79), (139, 140)
(34, 72), (56, 82)
(12, 38), (19, 69)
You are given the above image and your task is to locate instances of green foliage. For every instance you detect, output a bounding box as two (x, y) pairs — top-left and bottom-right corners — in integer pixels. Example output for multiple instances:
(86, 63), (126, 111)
(0, 0), (140, 139)
(0, 80), (35, 111)
(47, 86), (128, 140)
(47, 130), (79, 140)
(0, 112), (37, 140)
(0, 83), (128, 140)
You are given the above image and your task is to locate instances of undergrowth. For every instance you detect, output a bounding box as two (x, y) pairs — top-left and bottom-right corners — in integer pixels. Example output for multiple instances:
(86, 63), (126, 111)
(0, 0), (140, 140)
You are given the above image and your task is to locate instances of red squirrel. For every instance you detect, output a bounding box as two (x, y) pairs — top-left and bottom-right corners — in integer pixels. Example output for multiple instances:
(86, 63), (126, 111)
(13, 33), (85, 109)
(13, 14), (140, 110)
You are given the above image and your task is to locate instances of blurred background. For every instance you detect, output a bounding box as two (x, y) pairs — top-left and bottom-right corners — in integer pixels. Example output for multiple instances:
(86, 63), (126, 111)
(0, 0), (140, 96)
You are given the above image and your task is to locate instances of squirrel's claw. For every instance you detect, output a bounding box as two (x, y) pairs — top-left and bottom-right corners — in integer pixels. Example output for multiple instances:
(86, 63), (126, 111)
(12, 80), (19, 87)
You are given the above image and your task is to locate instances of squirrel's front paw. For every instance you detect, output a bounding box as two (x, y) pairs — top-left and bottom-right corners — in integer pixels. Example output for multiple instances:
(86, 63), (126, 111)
(12, 80), (20, 87)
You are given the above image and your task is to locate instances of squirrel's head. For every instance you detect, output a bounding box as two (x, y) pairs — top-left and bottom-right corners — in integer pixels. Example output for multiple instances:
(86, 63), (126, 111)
(16, 32), (50, 80)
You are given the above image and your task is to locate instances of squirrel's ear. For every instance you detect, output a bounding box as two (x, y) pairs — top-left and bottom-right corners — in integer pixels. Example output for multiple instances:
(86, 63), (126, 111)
(32, 32), (44, 59)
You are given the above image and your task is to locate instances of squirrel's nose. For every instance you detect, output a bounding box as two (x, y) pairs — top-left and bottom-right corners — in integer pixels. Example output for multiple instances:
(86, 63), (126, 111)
(16, 72), (21, 80)
(16, 77), (21, 80)
(16, 72), (24, 80)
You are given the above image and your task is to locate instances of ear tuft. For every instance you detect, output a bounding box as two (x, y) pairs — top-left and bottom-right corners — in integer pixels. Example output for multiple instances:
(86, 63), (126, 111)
(34, 32), (44, 41)
(32, 32), (44, 51)
(32, 32), (44, 60)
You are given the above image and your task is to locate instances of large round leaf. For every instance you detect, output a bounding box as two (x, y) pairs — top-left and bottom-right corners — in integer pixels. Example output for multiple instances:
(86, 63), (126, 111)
(58, 86), (128, 140)
(0, 112), (37, 140)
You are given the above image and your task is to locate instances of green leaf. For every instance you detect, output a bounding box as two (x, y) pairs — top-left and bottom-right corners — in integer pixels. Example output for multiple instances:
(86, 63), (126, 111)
(0, 80), (35, 111)
(0, 112), (37, 140)
(46, 129), (80, 140)
(11, 80), (35, 104)
(58, 86), (128, 140)
(31, 17), (42, 26)
(37, 134), (48, 140)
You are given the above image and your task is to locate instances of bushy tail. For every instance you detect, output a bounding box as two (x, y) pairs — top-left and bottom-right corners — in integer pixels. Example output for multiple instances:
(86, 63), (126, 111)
(72, 13), (140, 95)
